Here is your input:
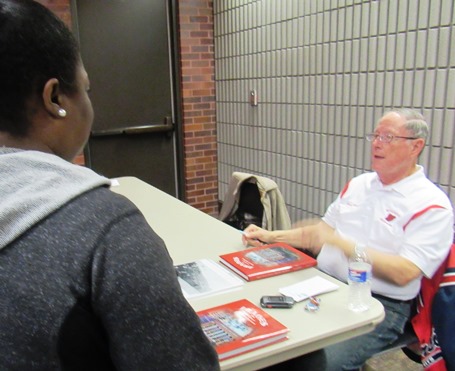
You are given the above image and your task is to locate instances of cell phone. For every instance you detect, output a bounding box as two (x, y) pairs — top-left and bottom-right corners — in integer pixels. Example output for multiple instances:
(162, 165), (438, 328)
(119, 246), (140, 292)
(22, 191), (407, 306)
(260, 295), (295, 308)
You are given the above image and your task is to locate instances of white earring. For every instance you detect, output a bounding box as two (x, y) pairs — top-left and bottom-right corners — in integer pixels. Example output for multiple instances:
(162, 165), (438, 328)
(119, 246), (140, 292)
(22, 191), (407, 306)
(58, 108), (67, 117)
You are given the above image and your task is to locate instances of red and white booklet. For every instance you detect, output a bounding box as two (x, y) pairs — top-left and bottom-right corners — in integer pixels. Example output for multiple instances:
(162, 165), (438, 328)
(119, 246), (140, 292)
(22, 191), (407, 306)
(219, 242), (317, 281)
(197, 299), (289, 360)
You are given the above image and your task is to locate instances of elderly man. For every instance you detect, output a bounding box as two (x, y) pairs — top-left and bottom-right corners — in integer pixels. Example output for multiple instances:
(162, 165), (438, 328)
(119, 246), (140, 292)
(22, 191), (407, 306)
(243, 109), (454, 370)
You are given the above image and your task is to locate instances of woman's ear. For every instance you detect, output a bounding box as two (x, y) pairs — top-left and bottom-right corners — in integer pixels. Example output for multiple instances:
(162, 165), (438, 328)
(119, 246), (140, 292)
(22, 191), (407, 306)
(42, 78), (67, 118)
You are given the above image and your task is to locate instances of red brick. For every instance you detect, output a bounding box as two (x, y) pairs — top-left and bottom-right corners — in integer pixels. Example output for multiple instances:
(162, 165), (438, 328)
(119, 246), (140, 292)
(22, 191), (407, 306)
(190, 31), (209, 38)
(190, 16), (209, 23)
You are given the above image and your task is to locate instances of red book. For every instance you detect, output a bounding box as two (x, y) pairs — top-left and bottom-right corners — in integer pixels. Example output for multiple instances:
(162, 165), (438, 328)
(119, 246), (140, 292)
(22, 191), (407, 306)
(198, 299), (289, 361)
(219, 242), (317, 281)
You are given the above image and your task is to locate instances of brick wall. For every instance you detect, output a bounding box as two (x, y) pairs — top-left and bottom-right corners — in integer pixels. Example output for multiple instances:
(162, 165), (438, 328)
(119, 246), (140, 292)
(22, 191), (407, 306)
(178, 0), (218, 216)
(39, 0), (218, 215)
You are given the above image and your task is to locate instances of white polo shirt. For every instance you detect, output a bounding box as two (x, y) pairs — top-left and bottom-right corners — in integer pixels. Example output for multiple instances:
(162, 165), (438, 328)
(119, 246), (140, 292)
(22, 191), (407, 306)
(318, 166), (454, 300)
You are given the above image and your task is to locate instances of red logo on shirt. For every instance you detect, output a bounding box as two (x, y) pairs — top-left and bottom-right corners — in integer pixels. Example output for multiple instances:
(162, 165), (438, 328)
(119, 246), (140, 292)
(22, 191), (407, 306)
(385, 213), (396, 222)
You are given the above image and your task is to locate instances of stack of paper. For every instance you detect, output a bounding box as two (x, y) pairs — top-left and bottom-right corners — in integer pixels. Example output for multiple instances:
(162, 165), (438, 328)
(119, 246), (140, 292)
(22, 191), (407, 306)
(279, 276), (339, 302)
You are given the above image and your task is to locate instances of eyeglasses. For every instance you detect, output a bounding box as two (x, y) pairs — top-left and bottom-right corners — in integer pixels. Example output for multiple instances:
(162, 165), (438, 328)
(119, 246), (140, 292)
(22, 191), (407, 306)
(365, 133), (418, 143)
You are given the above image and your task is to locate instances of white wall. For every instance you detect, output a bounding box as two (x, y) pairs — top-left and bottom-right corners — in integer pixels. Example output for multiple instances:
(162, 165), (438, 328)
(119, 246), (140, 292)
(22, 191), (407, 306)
(215, 0), (455, 222)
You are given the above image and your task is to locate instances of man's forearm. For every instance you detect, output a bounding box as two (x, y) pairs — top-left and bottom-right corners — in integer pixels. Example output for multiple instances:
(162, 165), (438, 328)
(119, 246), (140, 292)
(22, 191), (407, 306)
(325, 234), (422, 286)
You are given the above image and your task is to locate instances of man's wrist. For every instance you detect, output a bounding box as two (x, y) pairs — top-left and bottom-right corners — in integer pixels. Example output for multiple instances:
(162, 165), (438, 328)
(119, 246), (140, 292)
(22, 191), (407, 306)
(266, 231), (274, 243)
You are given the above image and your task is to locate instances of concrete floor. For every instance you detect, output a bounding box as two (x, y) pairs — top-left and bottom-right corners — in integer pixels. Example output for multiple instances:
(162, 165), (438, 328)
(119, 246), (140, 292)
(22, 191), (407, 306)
(365, 349), (423, 371)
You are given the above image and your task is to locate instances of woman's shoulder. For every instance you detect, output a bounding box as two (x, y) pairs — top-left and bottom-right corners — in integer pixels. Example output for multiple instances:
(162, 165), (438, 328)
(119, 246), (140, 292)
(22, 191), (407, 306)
(61, 186), (143, 226)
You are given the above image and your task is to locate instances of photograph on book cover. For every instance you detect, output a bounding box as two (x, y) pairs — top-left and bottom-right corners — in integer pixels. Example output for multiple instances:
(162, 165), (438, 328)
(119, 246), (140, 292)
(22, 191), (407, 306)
(175, 259), (244, 299)
(244, 245), (301, 267)
(219, 243), (317, 281)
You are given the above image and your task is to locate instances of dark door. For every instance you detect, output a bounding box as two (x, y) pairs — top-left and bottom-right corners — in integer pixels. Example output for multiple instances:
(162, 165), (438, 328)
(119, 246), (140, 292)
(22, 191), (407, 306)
(72, 0), (181, 197)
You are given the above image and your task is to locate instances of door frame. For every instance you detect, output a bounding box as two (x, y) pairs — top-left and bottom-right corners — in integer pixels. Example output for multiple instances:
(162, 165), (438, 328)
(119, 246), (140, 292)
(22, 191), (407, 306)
(70, 0), (186, 200)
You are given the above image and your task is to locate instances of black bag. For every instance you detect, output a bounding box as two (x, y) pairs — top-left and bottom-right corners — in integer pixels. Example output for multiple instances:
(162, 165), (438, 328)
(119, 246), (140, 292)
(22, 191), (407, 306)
(225, 182), (264, 230)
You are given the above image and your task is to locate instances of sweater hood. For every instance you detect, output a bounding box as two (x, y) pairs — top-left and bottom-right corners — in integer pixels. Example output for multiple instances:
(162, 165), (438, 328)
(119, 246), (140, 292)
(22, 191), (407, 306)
(0, 148), (111, 250)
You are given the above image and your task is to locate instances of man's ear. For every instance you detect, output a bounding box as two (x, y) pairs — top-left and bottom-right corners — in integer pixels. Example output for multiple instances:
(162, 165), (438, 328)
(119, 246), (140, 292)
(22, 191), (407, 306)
(413, 138), (426, 156)
(42, 78), (66, 118)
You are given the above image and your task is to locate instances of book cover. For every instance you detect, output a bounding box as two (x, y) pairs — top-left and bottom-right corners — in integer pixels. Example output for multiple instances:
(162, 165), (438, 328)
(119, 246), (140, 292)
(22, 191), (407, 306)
(198, 299), (289, 360)
(219, 243), (317, 281)
(175, 259), (244, 299)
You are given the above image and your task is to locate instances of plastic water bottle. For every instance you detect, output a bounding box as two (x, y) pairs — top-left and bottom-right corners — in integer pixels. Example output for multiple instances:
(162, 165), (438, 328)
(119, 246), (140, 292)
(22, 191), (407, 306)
(347, 245), (372, 312)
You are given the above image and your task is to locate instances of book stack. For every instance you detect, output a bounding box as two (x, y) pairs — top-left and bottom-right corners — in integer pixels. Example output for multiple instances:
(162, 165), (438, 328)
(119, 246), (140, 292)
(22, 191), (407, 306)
(197, 299), (289, 360)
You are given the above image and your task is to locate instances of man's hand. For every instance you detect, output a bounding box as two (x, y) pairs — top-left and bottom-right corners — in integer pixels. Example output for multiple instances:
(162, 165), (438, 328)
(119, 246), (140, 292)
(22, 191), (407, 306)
(242, 224), (272, 247)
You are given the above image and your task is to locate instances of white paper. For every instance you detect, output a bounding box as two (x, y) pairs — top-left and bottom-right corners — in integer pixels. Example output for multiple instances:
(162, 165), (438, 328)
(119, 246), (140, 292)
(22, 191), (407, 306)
(109, 178), (120, 187)
(279, 276), (339, 302)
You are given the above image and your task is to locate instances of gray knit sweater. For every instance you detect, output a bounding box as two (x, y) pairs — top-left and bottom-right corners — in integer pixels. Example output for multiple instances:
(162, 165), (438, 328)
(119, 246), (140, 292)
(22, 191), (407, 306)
(0, 148), (219, 370)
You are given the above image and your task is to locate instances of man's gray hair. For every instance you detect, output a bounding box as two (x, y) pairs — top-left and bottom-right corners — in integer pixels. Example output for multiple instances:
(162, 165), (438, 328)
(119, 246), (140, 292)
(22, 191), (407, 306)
(387, 108), (429, 140)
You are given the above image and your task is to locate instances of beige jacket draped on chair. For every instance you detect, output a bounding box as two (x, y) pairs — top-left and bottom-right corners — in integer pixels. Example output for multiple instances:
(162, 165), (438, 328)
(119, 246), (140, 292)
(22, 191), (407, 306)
(219, 172), (291, 231)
